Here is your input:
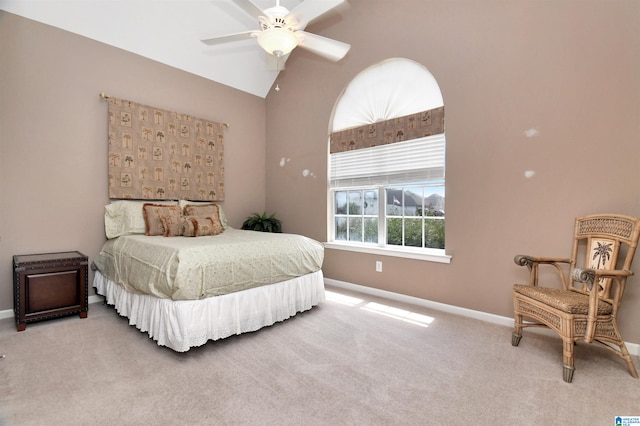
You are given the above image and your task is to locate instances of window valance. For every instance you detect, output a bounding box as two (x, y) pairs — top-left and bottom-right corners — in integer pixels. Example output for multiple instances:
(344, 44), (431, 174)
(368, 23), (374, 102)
(329, 106), (444, 154)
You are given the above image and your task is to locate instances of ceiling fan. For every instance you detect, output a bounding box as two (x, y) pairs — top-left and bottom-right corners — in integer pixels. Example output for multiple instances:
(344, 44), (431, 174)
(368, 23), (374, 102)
(201, 0), (350, 62)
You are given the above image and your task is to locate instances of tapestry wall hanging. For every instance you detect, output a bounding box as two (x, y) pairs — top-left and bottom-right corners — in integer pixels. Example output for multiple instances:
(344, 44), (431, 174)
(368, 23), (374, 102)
(106, 97), (225, 201)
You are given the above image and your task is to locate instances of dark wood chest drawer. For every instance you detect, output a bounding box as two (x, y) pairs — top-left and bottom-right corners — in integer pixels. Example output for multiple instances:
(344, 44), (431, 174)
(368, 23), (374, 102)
(13, 251), (88, 331)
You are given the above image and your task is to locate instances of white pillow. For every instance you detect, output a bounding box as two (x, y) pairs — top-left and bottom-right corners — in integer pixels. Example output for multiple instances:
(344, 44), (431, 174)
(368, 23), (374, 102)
(178, 200), (229, 229)
(105, 200), (177, 239)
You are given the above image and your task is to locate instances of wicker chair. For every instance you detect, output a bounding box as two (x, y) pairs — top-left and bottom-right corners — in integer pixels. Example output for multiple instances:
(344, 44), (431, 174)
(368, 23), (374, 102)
(512, 214), (640, 383)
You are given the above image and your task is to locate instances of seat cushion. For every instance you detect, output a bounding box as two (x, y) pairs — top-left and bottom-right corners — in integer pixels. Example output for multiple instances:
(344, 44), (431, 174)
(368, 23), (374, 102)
(513, 284), (612, 315)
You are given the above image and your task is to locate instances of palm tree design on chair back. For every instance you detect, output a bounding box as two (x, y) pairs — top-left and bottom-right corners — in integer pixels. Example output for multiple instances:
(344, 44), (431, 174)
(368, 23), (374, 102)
(592, 241), (613, 269)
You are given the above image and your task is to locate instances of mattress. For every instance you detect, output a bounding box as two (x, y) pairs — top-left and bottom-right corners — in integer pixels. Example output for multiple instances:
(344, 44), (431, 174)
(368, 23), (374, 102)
(92, 228), (325, 300)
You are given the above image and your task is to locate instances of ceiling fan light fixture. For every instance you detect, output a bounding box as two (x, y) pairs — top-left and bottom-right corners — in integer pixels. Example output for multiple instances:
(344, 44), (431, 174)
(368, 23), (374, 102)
(257, 28), (298, 57)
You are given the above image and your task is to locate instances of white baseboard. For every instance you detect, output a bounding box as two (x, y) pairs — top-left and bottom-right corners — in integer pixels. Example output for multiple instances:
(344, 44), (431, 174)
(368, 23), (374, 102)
(0, 295), (103, 321)
(324, 278), (640, 357)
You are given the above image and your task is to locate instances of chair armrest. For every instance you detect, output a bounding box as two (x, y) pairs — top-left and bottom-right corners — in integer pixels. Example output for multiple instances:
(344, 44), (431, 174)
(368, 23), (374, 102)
(514, 255), (572, 267)
(571, 267), (634, 285)
(514, 255), (573, 288)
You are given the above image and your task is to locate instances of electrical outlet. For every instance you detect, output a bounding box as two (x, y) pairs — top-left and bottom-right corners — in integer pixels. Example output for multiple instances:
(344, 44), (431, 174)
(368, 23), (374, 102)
(375, 261), (382, 272)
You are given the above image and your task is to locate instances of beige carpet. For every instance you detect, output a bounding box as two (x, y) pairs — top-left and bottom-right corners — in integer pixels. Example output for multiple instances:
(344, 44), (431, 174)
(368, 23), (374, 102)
(0, 285), (638, 425)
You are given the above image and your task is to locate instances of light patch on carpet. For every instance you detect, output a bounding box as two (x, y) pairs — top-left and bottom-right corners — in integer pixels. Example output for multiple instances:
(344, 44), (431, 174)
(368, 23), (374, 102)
(326, 291), (434, 327)
(362, 302), (435, 327)
(325, 290), (363, 306)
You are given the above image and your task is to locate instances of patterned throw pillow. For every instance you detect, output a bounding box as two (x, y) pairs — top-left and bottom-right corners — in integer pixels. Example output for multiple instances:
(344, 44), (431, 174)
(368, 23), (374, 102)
(182, 203), (224, 232)
(179, 201), (228, 229)
(183, 203), (218, 218)
(182, 216), (224, 237)
(161, 216), (184, 237)
(142, 203), (183, 236)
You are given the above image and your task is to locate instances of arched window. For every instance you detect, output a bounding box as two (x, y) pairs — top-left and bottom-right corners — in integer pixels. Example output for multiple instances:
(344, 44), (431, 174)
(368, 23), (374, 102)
(327, 58), (448, 262)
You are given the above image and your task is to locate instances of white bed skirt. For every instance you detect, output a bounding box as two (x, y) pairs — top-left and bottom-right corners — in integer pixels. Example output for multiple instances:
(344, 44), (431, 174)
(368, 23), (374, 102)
(93, 270), (325, 352)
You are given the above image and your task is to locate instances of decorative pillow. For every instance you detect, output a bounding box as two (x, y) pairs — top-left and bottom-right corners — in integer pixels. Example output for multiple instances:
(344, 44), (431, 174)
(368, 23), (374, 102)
(161, 216), (184, 237)
(105, 200), (178, 239)
(142, 203), (183, 236)
(182, 216), (225, 237)
(182, 217), (197, 237)
(179, 201), (228, 229)
(182, 203), (225, 231)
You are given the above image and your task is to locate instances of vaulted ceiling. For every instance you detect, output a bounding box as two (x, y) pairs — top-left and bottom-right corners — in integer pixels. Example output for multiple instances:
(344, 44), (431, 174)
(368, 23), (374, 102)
(0, 0), (349, 98)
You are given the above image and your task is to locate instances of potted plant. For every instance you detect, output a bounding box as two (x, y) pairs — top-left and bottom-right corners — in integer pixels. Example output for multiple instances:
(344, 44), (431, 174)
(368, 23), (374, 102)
(241, 212), (282, 233)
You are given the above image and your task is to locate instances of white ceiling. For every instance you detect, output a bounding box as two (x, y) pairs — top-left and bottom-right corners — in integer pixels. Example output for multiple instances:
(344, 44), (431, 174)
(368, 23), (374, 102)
(0, 0), (346, 98)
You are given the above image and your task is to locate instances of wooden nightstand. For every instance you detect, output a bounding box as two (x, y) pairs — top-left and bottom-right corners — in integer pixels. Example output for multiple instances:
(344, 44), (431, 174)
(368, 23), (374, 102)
(13, 251), (89, 331)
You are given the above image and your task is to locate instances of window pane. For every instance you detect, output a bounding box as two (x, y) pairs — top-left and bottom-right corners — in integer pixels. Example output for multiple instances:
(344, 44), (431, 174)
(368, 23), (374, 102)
(387, 218), (403, 246)
(425, 218), (445, 249)
(424, 186), (445, 216)
(349, 217), (362, 241)
(335, 217), (347, 240)
(349, 191), (362, 215)
(364, 217), (378, 243)
(405, 218), (423, 247)
(364, 190), (378, 215)
(386, 188), (402, 216)
(335, 191), (347, 215)
(405, 187), (422, 217)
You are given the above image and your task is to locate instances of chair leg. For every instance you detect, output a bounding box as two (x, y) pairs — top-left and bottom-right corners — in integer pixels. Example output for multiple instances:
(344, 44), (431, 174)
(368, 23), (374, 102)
(618, 342), (640, 379)
(604, 322), (638, 379)
(512, 333), (522, 346)
(563, 339), (575, 383)
(563, 364), (575, 383)
(623, 357), (638, 379)
(512, 313), (523, 346)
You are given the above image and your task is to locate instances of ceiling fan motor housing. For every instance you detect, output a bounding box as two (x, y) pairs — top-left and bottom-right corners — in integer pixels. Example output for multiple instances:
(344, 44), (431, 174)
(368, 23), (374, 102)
(259, 6), (298, 31)
(256, 5), (300, 57)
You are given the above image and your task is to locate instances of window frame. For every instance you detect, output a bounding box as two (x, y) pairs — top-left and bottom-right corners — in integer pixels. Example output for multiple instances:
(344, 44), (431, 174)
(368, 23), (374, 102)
(324, 241), (451, 264)
(327, 58), (449, 264)
(327, 184), (451, 264)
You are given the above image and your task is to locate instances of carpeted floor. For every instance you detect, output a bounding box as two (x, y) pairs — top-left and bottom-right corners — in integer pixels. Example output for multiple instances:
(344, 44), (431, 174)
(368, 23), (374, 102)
(0, 285), (638, 425)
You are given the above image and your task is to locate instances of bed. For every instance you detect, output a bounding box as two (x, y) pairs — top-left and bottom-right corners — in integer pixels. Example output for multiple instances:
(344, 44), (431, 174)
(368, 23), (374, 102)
(91, 200), (325, 352)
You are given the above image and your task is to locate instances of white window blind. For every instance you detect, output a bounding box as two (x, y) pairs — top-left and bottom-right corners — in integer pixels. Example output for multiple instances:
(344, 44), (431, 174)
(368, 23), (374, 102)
(330, 134), (445, 188)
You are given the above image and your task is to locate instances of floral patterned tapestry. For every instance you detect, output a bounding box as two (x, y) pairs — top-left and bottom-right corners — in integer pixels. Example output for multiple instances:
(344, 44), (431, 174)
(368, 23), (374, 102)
(107, 97), (225, 201)
(329, 106), (444, 153)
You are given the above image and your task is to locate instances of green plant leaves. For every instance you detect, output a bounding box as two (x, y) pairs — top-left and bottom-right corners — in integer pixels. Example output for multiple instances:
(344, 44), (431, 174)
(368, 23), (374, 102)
(241, 212), (282, 233)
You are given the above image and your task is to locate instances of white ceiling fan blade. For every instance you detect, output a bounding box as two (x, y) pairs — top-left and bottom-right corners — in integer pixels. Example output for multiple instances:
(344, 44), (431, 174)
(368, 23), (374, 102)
(232, 0), (266, 21)
(201, 31), (255, 46)
(296, 31), (350, 61)
(287, 0), (345, 30)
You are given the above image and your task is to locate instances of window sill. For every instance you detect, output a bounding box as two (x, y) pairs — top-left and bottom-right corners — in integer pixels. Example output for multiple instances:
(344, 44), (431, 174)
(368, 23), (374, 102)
(323, 241), (451, 264)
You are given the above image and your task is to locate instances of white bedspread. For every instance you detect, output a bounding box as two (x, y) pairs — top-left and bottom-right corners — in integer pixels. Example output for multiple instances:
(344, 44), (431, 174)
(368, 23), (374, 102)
(93, 228), (324, 300)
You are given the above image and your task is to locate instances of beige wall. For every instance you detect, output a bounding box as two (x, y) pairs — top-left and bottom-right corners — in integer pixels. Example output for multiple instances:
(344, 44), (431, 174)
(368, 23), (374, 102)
(0, 12), (266, 311)
(265, 1), (640, 342)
